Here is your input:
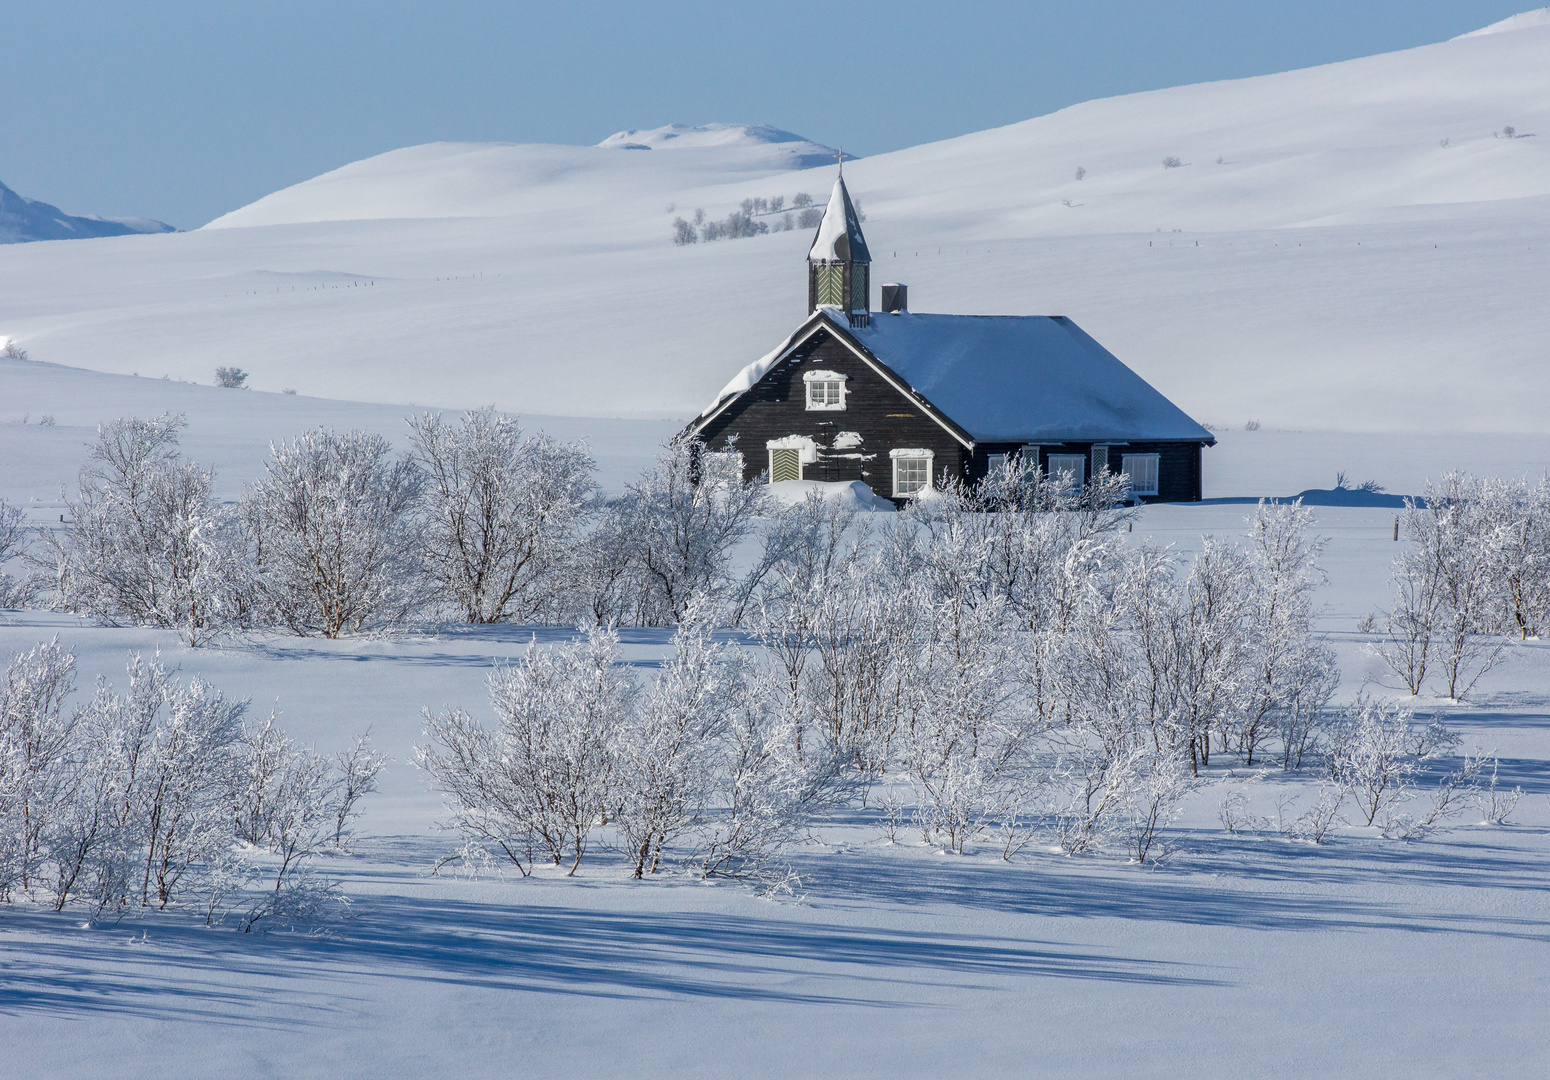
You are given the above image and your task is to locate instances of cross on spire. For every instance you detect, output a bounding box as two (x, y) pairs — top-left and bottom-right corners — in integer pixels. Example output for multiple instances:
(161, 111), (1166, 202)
(835, 146), (845, 175)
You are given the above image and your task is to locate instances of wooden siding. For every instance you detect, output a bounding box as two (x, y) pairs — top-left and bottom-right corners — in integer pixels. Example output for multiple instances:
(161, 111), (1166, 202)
(968, 442), (1203, 502)
(694, 327), (969, 504)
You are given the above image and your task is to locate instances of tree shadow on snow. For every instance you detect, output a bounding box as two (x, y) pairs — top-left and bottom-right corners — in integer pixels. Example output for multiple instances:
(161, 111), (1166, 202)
(0, 890), (1217, 1024)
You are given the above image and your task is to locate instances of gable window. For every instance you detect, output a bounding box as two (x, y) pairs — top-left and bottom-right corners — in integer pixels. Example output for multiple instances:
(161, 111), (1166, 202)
(1047, 454), (1086, 488)
(802, 369), (848, 411)
(1122, 453), (1160, 496)
(890, 448), (934, 497)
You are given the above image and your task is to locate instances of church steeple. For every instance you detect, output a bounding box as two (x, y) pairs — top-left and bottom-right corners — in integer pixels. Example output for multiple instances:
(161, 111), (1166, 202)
(807, 171), (871, 327)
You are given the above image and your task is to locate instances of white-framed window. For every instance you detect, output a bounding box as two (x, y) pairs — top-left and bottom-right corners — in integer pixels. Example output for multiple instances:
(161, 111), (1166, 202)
(1048, 454), (1086, 488)
(890, 448), (934, 497)
(986, 452), (1008, 475)
(1122, 453), (1160, 496)
(802, 369), (848, 411)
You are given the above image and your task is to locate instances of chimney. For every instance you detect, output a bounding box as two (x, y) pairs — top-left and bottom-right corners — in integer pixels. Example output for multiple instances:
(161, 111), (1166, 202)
(881, 283), (907, 314)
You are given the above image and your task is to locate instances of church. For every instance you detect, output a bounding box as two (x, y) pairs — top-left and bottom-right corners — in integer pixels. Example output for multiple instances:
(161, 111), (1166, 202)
(681, 172), (1215, 504)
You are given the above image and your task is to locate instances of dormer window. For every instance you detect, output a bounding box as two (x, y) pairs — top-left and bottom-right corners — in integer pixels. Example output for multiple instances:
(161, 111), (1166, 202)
(803, 369), (848, 410)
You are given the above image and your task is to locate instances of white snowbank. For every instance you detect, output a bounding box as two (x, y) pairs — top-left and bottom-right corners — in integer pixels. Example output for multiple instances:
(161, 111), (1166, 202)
(764, 478), (895, 510)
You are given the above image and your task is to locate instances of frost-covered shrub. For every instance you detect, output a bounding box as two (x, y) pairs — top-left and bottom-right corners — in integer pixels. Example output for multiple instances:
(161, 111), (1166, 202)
(214, 366), (248, 389)
(1, 340), (29, 361)
(243, 427), (425, 637)
(671, 217), (697, 245)
(40, 415), (244, 644)
(796, 207), (823, 229)
(1374, 475), (1509, 699)
(2, 642), (373, 926)
(420, 627), (630, 875)
(1162, 156), (1184, 168)
(408, 408), (595, 624)
(578, 440), (767, 626)
(0, 497), (43, 609)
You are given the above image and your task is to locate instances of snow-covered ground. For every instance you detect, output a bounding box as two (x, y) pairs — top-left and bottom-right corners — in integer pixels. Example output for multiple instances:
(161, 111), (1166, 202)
(6, 13), (1550, 1077)
(3, 359), (1550, 1077)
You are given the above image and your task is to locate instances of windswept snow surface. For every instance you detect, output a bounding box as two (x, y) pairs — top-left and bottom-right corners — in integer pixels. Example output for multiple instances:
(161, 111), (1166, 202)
(2, 20), (1550, 428)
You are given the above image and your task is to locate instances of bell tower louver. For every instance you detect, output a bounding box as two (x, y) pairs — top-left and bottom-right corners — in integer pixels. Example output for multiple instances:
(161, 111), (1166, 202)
(807, 171), (871, 327)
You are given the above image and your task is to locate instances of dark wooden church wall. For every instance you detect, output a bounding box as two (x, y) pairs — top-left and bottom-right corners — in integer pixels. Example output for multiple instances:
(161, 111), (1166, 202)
(695, 329), (968, 497)
(968, 441), (1204, 502)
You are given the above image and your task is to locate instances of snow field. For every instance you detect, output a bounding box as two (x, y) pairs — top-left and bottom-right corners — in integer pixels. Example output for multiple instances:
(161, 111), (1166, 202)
(3, 370), (1550, 1075)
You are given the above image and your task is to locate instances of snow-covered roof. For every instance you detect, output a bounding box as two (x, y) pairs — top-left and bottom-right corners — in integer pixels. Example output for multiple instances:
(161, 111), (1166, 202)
(807, 176), (871, 264)
(842, 312), (1214, 444)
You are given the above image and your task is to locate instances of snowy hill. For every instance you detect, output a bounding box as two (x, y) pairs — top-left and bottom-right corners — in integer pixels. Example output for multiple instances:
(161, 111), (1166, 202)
(207, 125), (841, 229)
(0, 179), (175, 244)
(2, 15), (1550, 432)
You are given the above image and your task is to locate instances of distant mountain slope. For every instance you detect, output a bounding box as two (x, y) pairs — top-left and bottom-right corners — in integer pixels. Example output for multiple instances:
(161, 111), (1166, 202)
(0, 180), (174, 244)
(597, 123), (842, 169)
(207, 125), (841, 229)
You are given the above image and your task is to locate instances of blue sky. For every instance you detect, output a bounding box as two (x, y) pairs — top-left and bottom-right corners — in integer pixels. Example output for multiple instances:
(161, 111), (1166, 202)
(1, 1), (1533, 228)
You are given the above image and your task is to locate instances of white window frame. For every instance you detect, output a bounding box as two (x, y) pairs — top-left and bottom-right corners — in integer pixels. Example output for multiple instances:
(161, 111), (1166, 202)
(1121, 453), (1160, 497)
(799, 367), (849, 409)
(890, 448), (935, 498)
(1047, 454), (1086, 488)
(802, 369), (848, 411)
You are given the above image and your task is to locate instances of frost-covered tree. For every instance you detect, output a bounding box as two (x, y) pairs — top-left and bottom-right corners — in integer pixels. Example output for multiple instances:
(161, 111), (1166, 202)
(1238, 501), (1338, 768)
(582, 441), (768, 626)
(243, 428), (425, 637)
(420, 627), (631, 875)
(408, 408), (595, 624)
(230, 717), (341, 931)
(41, 415), (242, 644)
(615, 619), (732, 877)
(1376, 476), (1507, 699)
(0, 497), (42, 609)
(0, 639), (78, 898)
(2, 644), (366, 925)
(1329, 695), (1424, 827)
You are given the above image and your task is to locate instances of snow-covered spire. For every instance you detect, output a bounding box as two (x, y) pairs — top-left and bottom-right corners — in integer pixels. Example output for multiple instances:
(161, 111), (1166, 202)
(807, 174), (871, 264)
(807, 172), (871, 324)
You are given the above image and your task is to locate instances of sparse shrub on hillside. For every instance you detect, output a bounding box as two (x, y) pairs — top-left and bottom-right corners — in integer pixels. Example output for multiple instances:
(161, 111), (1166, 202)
(1162, 156), (1184, 169)
(215, 367), (248, 389)
(796, 207), (823, 229)
(769, 195), (784, 214)
(672, 217), (697, 245)
(1497, 126), (1517, 139)
(1244, 419), (1261, 431)
(1, 340), (28, 361)
(1075, 166), (1086, 180)
(791, 192), (813, 210)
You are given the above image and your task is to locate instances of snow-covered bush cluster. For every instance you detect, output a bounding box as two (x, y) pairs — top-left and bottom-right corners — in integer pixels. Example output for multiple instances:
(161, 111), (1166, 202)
(419, 458), (1359, 879)
(671, 192), (829, 245)
(0, 640), (382, 928)
(25, 410), (603, 640)
(1372, 473), (1550, 699)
